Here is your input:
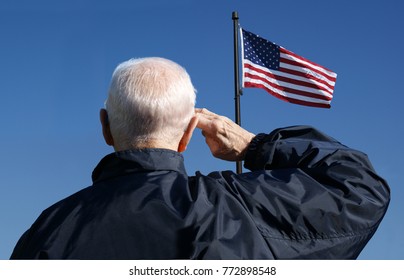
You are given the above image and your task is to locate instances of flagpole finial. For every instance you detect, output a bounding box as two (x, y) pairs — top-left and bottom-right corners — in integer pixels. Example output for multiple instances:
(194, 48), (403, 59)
(232, 11), (239, 20)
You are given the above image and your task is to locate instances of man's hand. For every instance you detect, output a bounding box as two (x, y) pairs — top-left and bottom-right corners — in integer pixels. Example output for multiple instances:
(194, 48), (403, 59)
(195, 108), (255, 162)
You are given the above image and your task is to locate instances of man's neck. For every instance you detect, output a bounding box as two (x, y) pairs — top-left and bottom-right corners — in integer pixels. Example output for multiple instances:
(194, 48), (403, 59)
(114, 140), (179, 152)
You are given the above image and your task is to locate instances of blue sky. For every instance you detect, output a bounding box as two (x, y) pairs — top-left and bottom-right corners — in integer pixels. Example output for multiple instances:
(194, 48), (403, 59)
(1, 0), (403, 259)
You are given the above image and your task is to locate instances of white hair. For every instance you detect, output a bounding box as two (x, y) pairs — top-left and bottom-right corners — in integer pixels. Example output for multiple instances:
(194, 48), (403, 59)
(105, 57), (196, 150)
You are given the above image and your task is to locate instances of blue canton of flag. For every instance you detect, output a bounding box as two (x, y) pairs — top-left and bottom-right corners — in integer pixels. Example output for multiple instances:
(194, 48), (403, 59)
(242, 30), (281, 71)
(241, 28), (337, 108)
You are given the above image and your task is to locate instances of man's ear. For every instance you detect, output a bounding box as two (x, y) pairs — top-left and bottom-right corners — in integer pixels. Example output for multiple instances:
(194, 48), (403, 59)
(178, 115), (198, 153)
(100, 109), (114, 147)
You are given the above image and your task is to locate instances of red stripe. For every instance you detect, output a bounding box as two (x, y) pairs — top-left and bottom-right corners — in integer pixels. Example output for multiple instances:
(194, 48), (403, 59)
(281, 47), (336, 76)
(245, 72), (332, 101)
(244, 82), (331, 108)
(280, 56), (337, 83)
(280, 65), (335, 91)
(245, 63), (333, 95)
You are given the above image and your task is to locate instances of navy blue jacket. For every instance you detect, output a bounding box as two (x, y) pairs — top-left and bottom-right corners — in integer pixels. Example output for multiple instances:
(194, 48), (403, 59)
(10, 126), (390, 259)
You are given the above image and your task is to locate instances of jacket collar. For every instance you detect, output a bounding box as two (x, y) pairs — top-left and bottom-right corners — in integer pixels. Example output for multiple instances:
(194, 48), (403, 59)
(92, 149), (187, 183)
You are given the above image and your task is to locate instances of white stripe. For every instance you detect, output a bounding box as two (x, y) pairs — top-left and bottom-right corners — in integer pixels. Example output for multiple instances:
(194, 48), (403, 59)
(245, 59), (335, 93)
(245, 67), (332, 99)
(244, 61), (333, 98)
(280, 51), (337, 79)
(244, 76), (331, 105)
(280, 62), (336, 89)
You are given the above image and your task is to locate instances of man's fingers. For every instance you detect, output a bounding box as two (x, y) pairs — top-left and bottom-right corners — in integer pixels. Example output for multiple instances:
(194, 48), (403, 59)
(195, 108), (218, 118)
(195, 109), (222, 132)
(195, 113), (210, 130)
(194, 107), (254, 161)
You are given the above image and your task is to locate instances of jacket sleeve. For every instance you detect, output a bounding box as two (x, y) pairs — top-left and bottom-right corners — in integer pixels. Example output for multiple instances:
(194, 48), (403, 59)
(238, 125), (390, 259)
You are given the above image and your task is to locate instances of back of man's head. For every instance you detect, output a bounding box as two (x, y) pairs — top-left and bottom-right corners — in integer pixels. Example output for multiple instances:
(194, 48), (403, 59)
(105, 57), (196, 151)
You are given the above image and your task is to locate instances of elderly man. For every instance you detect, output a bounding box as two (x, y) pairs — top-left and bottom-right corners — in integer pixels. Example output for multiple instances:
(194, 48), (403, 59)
(11, 57), (390, 259)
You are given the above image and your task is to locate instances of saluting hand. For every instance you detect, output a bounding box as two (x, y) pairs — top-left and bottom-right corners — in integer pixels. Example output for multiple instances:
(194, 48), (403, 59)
(195, 108), (255, 162)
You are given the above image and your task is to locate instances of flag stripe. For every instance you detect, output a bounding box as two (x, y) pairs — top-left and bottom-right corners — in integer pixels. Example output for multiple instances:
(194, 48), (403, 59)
(280, 54), (337, 86)
(244, 69), (332, 101)
(244, 60), (334, 96)
(280, 64), (335, 91)
(241, 28), (337, 108)
(280, 54), (337, 84)
(244, 59), (332, 101)
(281, 48), (337, 80)
(244, 80), (331, 108)
(245, 73), (332, 102)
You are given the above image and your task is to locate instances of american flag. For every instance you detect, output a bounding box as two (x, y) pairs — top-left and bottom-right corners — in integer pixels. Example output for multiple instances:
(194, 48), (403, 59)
(241, 29), (337, 108)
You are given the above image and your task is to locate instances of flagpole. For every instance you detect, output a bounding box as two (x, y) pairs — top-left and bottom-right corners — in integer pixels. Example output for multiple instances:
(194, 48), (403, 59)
(232, 11), (243, 174)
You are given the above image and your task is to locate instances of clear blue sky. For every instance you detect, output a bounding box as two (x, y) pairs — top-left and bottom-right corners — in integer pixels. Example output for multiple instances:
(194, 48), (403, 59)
(1, 0), (403, 259)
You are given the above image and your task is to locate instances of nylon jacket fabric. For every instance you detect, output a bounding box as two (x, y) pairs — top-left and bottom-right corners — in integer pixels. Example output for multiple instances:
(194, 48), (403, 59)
(10, 126), (390, 259)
